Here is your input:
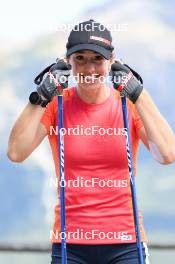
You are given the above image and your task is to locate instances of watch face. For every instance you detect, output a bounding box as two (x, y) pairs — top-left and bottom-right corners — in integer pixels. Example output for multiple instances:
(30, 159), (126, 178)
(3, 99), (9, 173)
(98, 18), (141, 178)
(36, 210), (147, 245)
(29, 92), (41, 105)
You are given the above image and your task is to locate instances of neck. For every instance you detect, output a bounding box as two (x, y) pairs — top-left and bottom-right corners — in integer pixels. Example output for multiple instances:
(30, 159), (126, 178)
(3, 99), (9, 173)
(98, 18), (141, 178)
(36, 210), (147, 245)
(76, 85), (110, 104)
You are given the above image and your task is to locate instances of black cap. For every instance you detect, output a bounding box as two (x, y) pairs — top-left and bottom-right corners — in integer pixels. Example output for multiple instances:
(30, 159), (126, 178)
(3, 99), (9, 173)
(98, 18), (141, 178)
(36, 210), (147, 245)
(66, 19), (114, 59)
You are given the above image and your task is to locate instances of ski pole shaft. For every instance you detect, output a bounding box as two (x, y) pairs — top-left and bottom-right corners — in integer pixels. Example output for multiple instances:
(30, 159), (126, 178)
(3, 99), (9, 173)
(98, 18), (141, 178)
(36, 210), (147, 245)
(58, 94), (67, 264)
(121, 96), (144, 264)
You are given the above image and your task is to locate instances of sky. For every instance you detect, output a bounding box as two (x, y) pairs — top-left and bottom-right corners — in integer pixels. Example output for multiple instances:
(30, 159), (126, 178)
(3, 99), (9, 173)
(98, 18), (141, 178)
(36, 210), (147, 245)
(0, 0), (107, 47)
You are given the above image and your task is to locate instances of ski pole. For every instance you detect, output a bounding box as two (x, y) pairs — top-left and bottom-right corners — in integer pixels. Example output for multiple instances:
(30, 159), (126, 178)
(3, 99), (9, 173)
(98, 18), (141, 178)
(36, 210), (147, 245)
(121, 95), (144, 264)
(34, 59), (70, 264)
(58, 92), (67, 264)
(111, 61), (144, 264)
(56, 63), (71, 264)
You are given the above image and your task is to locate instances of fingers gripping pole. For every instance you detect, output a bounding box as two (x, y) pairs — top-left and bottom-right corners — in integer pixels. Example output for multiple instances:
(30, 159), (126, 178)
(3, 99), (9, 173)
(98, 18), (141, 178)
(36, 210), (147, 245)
(121, 96), (144, 264)
(58, 95), (67, 264)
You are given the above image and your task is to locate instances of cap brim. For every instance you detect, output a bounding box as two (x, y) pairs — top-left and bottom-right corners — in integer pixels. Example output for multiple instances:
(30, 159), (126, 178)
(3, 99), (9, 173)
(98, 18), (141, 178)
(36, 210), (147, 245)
(66, 43), (112, 59)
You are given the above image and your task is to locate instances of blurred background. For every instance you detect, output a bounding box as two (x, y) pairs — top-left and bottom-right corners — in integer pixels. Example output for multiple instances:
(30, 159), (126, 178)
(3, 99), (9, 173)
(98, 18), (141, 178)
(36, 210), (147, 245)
(0, 0), (175, 263)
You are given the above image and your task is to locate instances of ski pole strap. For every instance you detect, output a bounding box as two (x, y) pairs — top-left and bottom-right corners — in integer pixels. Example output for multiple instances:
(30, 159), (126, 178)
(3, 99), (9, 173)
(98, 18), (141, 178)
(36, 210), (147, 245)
(34, 63), (56, 85)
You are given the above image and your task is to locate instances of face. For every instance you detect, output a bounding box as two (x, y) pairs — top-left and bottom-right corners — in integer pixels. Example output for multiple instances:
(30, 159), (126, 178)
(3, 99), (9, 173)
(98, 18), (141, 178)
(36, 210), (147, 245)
(67, 50), (113, 90)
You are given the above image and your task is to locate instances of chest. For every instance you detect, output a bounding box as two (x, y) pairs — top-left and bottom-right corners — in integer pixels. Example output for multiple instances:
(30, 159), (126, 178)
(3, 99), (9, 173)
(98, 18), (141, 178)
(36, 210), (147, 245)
(60, 98), (134, 171)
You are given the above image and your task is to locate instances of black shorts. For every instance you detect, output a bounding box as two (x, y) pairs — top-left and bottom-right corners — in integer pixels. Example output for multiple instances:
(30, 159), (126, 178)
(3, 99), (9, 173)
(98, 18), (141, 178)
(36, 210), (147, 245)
(51, 242), (150, 264)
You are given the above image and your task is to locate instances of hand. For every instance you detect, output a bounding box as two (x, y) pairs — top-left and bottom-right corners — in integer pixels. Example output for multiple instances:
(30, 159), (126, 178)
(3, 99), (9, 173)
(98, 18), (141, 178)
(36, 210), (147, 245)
(111, 61), (143, 103)
(29, 59), (71, 107)
(37, 59), (71, 101)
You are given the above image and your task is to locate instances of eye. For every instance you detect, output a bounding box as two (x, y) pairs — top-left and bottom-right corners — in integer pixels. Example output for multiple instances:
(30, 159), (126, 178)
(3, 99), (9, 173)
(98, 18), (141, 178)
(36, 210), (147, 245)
(95, 55), (104, 61)
(75, 55), (84, 61)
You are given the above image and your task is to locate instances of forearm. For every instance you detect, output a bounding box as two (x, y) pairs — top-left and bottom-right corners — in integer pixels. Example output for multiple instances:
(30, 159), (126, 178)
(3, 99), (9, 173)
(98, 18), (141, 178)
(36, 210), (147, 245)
(135, 89), (175, 163)
(7, 103), (45, 162)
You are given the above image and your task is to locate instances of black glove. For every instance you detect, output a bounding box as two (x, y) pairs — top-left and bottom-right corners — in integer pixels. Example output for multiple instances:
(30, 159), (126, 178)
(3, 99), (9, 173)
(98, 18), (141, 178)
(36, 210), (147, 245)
(111, 61), (143, 103)
(29, 59), (71, 107)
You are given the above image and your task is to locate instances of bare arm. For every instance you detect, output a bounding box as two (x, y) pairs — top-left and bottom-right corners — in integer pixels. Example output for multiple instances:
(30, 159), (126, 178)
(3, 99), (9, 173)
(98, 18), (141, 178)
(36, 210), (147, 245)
(135, 89), (175, 164)
(7, 103), (47, 162)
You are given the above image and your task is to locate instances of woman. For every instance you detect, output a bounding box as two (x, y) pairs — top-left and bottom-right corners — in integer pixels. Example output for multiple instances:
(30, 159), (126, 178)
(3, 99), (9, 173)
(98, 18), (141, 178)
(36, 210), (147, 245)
(7, 19), (175, 264)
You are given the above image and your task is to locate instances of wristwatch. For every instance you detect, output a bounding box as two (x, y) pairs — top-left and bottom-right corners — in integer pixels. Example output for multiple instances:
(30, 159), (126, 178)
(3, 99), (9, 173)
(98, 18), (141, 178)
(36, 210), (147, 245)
(29, 92), (49, 107)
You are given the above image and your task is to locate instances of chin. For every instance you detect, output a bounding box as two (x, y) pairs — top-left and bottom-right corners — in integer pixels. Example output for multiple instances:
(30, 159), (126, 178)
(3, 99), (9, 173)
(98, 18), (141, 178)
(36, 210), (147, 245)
(80, 84), (101, 90)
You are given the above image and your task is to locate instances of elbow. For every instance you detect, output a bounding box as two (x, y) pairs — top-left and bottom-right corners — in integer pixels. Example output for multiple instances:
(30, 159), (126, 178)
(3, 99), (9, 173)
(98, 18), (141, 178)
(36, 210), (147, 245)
(149, 142), (175, 165)
(159, 150), (175, 165)
(7, 148), (25, 163)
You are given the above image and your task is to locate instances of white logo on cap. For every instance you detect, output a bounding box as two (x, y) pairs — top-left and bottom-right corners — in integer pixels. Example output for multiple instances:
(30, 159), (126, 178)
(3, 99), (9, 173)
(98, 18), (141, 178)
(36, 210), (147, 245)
(90, 36), (111, 45)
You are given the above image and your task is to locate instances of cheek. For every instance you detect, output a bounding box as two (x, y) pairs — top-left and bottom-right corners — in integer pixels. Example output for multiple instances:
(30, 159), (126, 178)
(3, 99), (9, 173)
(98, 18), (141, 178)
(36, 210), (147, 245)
(71, 64), (82, 76)
(98, 64), (110, 76)
(69, 58), (78, 76)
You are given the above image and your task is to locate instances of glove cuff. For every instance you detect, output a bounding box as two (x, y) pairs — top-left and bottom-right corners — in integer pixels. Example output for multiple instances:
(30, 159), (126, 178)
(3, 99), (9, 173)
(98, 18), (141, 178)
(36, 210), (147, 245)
(130, 84), (143, 103)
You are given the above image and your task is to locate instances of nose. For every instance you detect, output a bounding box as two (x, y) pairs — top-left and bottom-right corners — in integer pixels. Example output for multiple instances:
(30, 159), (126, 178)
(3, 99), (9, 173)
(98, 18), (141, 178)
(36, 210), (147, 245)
(83, 62), (96, 75)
